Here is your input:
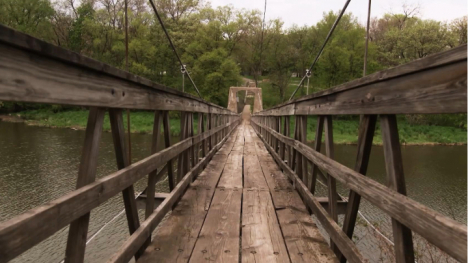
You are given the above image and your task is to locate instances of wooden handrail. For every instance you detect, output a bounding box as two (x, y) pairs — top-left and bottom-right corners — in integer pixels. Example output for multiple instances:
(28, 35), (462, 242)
(107, 123), (239, 263)
(254, 45), (467, 116)
(0, 25), (237, 115)
(0, 118), (240, 262)
(251, 119), (467, 262)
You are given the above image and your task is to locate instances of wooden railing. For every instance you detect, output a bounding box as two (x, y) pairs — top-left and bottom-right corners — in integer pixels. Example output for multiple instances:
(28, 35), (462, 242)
(251, 45), (467, 263)
(0, 25), (240, 263)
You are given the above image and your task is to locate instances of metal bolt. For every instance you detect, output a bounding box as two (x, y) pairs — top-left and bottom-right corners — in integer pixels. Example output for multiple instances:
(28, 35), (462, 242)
(298, 252), (303, 256)
(250, 251), (256, 254)
(274, 252), (279, 255)
(178, 249), (183, 252)
(155, 248), (160, 251)
(202, 250), (207, 253)
(225, 250), (230, 253)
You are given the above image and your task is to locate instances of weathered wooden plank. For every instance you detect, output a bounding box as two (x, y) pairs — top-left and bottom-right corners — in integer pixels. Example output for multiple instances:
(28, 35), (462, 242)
(65, 107), (105, 263)
(189, 189), (242, 263)
(275, 192), (338, 263)
(136, 186), (211, 263)
(380, 115), (414, 263)
(162, 111), (176, 191)
(242, 189), (290, 263)
(340, 115), (376, 263)
(0, 25), (238, 115)
(0, 137), (192, 262)
(255, 45), (466, 116)
(300, 116), (308, 186)
(248, 124), (339, 262)
(254, 119), (467, 262)
(309, 116), (324, 193)
(146, 111), (162, 219)
(244, 149), (269, 190)
(108, 124), (239, 263)
(252, 127), (365, 263)
(324, 116), (338, 253)
(177, 113), (188, 182)
(218, 152), (243, 189)
(109, 109), (142, 259)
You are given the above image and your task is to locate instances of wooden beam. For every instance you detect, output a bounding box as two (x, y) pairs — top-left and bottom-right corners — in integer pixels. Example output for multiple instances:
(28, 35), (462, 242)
(146, 111), (162, 219)
(109, 109), (142, 260)
(106, 122), (239, 263)
(0, 137), (192, 262)
(254, 45), (466, 116)
(251, 119), (467, 262)
(162, 111), (175, 191)
(252, 127), (365, 262)
(339, 115), (376, 263)
(324, 116), (338, 254)
(309, 116), (324, 193)
(380, 115), (415, 263)
(65, 107), (105, 263)
(0, 25), (238, 115)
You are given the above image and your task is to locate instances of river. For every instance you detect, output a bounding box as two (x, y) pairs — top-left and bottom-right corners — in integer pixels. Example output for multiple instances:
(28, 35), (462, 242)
(0, 121), (465, 262)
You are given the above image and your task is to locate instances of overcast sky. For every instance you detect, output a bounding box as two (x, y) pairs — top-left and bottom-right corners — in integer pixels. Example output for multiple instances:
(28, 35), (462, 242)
(208, 0), (467, 28)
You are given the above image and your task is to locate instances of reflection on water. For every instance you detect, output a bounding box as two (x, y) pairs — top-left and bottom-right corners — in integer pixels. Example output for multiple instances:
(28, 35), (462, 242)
(0, 121), (466, 262)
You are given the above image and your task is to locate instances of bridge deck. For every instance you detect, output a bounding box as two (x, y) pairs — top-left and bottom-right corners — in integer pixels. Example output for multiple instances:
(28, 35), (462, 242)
(137, 124), (337, 263)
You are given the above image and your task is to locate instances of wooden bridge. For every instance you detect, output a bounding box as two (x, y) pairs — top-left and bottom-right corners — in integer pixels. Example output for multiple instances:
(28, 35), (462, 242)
(0, 25), (467, 263)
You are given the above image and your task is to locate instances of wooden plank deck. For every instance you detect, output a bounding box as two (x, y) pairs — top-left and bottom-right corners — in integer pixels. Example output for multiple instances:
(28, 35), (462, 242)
(137, 124), (337, 263)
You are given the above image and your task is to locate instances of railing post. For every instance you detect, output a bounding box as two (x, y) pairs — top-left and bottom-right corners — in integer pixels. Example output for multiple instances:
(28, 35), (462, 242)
(177, 112), (188, 182)
(339, 114), (376, 263)
(381, 115), (415, 263)
(109, 108), (143, 260)
(309, 116), (324, 193)
(300, 116), (308, 186)
(162, 111), (176, 190)
(142, 110), (163, 251)
(324, 115), (338, 254)
(65, 107), (105, 263)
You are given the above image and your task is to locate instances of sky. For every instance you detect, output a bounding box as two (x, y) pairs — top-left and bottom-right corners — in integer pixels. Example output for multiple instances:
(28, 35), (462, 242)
(208, 0), (467, 28)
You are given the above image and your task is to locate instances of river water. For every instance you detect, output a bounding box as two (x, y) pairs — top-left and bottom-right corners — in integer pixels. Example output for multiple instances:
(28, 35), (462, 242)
(0, 121), (466, 262)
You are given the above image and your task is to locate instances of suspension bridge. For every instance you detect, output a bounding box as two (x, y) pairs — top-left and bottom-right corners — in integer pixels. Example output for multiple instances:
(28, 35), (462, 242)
(0, 2), (467, 263)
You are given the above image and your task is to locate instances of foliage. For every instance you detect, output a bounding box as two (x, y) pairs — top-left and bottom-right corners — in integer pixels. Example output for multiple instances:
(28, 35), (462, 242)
(0, 0), (466, 129)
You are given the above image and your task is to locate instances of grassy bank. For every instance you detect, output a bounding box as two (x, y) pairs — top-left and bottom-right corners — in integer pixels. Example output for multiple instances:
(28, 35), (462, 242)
(5, 109), (184, 136)
(1, 109), (466, 145)
(299, 116), (466, 145)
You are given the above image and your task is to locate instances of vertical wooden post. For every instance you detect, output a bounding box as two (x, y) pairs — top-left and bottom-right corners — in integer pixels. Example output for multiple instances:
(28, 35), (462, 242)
(146, 111), (162, 219)
(324, 115), (338, 253)
(163, 111), (175, 191)
(292, 116), (300, 171)
(65, 107), (105, 263)
(109, 109), (143, 260)
(177, 112), (188, 181)
(339, 115), (376, 263)
(188, 112), (195, 169)
(200, 113), (206, 158)
(300, 116), (308, 185)
(285, 116), (291, 166)
(309, 116), (324, 193)
(280, 116), (287, 161)
(381, 115), (415, 263)
(275, 117), (281, 153)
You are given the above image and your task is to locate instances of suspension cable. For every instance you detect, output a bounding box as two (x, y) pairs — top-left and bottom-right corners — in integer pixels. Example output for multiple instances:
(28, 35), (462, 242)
(148, 0), (202, 98)
(288, 0), (352, 101)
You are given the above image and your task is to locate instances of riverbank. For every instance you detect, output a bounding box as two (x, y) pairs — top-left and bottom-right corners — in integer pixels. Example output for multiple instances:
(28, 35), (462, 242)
(0, 110), (466, 145)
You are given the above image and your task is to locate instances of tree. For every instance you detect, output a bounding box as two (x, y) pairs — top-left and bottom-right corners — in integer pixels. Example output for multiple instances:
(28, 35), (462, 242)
(0, 0), (55, 40)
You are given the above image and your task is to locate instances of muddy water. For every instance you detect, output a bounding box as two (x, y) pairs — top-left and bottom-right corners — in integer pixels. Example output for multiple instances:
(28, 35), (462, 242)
(0, 121), (465, 262)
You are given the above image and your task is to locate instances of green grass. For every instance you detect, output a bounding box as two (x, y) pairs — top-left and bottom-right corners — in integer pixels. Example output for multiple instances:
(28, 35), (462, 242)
(8, 109), (467, 144)
(16, 109), (186, 136)
(290, 116), (467, 145)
